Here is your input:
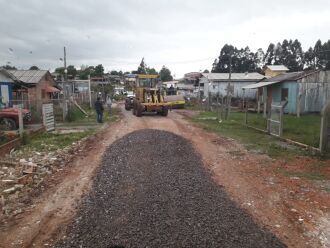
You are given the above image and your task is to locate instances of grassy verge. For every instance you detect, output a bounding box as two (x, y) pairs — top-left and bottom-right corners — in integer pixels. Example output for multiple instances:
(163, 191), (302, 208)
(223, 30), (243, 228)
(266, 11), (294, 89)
(58, 106), (120, 127)
(191, 111), (304, 159)
(19, 107), (121, 153)
(19, 130), (95, 153)
(221, 111), (320, 147)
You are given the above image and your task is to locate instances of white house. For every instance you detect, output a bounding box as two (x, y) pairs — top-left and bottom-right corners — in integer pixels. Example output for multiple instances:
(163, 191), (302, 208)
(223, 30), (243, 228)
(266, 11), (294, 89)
(201, 73), (265, 99)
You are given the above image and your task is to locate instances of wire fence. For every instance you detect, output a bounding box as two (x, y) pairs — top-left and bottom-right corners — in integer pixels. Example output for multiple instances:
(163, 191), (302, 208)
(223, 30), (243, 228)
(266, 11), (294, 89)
(196, 92), (326, 150)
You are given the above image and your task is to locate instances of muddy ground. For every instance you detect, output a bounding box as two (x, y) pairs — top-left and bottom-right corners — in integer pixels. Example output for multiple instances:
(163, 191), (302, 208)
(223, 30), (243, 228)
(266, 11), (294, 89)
(0, 104), (329, 247)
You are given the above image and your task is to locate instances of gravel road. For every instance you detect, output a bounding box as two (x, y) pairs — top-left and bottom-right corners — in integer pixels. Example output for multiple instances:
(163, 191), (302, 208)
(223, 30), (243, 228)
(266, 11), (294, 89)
(56, 129), (285, 248)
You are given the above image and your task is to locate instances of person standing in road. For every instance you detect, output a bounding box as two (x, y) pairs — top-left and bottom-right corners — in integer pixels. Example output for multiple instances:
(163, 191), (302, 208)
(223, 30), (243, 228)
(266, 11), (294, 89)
(106, 95), (112, 115)
(94, 97), (104, 123)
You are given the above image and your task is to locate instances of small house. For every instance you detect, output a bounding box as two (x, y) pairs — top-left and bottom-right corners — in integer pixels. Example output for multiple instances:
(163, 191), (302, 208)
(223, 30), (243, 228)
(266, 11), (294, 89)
(263, 65), (289, 77)
(201, 72), (265, 99)
(9, 70), (59, 104)
(243, 70), (330, 115)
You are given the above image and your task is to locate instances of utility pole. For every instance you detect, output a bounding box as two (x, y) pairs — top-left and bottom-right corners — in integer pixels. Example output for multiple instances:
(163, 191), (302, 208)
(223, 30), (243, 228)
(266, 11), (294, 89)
(62, 46), (68, 121)
(225, 56), (232, 120)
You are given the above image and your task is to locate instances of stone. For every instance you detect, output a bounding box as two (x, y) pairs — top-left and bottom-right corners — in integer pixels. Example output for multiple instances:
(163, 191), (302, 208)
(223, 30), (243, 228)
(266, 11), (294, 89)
(1, 179), (16, 184)
(14, 184), (24, 190)
(19, 158), (27, 163)
(3, 187), (16, 194)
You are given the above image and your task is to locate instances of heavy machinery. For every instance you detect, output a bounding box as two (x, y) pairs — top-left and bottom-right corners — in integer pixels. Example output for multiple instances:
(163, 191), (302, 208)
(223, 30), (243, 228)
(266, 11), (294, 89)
(132, 74), (169, 117)
(164, 85), (185, 109)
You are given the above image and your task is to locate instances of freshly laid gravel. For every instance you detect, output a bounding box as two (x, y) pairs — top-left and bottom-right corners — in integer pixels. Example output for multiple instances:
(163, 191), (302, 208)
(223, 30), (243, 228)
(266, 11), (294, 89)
(56, 129), (286, 248)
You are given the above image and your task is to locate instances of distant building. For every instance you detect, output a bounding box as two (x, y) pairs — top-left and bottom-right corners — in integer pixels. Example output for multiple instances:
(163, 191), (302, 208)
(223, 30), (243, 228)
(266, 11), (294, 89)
(201, 72), (266, 99)
(263, 65), (289, 77)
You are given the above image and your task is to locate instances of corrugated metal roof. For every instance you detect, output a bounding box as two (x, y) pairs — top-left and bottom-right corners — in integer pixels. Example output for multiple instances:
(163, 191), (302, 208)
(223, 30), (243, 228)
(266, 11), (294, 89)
(202, 73), (265, 81)
(9, 70), (48, 84)
(243, 70), (320, 89)
(265, 65), (289, 71)
(243, 81), (280, 89)
(266, 71), (315, 82)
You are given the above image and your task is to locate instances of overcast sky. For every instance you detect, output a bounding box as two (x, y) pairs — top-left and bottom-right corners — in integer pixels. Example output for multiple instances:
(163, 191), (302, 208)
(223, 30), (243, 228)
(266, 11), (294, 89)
(1, 0), (330, 77)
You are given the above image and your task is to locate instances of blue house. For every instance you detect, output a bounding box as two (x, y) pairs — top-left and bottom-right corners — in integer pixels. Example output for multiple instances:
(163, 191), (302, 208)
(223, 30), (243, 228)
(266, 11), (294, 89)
(243, 70), (330, 115)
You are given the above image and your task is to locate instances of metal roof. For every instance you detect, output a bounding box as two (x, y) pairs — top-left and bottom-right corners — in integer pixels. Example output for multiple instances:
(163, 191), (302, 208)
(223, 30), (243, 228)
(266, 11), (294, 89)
(264, 65), (289, 71)
(202, 73), (265, 81)
(243, 70), (320, 89)
(8, 70), (48, 84)
(243, 81), (280, 89)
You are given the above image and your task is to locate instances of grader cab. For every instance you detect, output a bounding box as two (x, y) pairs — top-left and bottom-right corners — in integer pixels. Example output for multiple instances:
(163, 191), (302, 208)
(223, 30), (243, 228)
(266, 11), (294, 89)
(133, 74), (169, 117)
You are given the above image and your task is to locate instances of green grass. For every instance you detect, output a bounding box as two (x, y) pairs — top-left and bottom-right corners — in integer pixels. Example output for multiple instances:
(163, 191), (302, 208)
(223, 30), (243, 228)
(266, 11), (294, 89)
(192, 111), (303, 159)
(206, 111), (320, 147)
(59, 106), (120, 127)
(19, 130), (95, 153)
(282, 114), (320, 147)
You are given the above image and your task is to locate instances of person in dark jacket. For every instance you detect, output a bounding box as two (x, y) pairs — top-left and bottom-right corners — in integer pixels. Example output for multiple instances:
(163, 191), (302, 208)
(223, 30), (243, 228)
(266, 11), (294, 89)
(94, 97), (104, 123)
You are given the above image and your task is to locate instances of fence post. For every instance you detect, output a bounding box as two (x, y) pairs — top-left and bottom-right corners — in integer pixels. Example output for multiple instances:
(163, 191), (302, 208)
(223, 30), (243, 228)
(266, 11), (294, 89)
(18, 107), (24, 138)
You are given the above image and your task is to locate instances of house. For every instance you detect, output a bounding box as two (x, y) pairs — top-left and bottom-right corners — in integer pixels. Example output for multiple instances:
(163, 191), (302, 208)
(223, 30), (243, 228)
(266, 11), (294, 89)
(0, 69), (29, 108)
(243, 70), (330, 115)
(201, 72), (266, 99)
(163, 80), (179, 89)
(9, 70), (59, 104)
(263, 65), (289, 77)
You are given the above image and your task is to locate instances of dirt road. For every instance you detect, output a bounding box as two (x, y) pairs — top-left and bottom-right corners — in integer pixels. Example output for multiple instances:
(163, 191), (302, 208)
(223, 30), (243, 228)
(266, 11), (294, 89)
(55, 129), (284, 247)
(0, 104), (329, 247)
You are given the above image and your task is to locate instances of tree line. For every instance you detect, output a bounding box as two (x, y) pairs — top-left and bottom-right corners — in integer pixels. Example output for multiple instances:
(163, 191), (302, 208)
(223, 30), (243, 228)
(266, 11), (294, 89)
(211, 39), (330, 73)
(1, 58), (174, 82)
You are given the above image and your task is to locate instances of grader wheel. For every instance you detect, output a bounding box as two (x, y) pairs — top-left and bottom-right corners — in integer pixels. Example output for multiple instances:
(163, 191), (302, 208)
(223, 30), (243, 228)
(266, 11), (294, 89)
(161, 107), (168, 117)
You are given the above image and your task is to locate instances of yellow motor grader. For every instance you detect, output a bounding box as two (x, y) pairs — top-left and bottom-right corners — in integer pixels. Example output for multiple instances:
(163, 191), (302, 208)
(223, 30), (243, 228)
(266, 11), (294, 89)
(132, 74), (170, 117)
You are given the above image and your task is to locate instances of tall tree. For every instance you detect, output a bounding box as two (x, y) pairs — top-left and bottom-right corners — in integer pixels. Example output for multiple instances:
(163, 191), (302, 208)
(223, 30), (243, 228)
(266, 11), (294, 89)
(264, 43), (275, 65)
(146, 67), (158, 75)
(159, 66), (173, 81)
(137, 58), (147, 74)
(314, 39), (323, 69)
(29, 65), (39, 70)
(67, 65), (77, 79)
(254, 48), (265, 72)
(304, 47), (315, 70)
(287, 39), (304, 71)
(1, 65), (17, 70)
(213, 44), (237, 73)
(94, 64), (104, 77)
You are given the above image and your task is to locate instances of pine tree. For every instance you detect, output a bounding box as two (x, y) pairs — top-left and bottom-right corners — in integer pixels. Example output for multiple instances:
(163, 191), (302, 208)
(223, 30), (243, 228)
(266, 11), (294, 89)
(137, 58), (147, 74)
(264, 43), (275, 65)
(254, 48), (265, 72)
(304, 47), (315, 70)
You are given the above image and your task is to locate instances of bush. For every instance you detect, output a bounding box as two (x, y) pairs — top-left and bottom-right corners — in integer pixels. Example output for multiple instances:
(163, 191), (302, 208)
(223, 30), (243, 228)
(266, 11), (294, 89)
(66, 106), (85, 122)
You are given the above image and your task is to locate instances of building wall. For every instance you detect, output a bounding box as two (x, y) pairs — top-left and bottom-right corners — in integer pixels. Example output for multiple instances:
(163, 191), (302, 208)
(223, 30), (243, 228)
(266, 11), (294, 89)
(297, 70), (330, 113)
(271, 81), (297, 114)
(202, 78), (257, 99)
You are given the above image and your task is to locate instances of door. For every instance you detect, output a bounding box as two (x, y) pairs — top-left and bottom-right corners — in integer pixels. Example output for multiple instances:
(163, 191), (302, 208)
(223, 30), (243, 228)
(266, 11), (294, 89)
(1, 85), (9, 107)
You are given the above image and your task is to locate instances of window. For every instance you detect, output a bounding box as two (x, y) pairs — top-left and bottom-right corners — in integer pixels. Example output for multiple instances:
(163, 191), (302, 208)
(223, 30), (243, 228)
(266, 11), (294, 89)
(281, 88), (288, 101)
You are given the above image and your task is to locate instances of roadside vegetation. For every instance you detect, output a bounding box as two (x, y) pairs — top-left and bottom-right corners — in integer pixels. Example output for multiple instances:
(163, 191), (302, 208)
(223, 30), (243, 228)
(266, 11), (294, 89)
(19, 106), (121, 153)
(191, 111), (315, 159)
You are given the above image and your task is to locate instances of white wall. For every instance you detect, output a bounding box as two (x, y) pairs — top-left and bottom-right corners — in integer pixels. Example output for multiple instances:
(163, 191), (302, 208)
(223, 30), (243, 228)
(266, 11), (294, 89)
(203, 78), (257, 99)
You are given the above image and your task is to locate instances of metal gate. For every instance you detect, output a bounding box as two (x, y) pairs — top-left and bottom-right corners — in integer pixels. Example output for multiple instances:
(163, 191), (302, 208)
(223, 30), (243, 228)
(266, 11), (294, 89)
(42, 103), (55, 131)
(268, 101), (288, 137)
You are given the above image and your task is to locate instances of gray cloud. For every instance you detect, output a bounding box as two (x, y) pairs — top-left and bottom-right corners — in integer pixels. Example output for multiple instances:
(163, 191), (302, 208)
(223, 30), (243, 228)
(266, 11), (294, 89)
(1, 0), (330, 76)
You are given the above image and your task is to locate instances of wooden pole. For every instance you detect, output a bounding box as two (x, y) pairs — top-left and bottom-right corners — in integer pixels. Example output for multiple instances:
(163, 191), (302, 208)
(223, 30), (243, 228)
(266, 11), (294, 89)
(18, 107), (23, 138)
(88, 75), (92, 109)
